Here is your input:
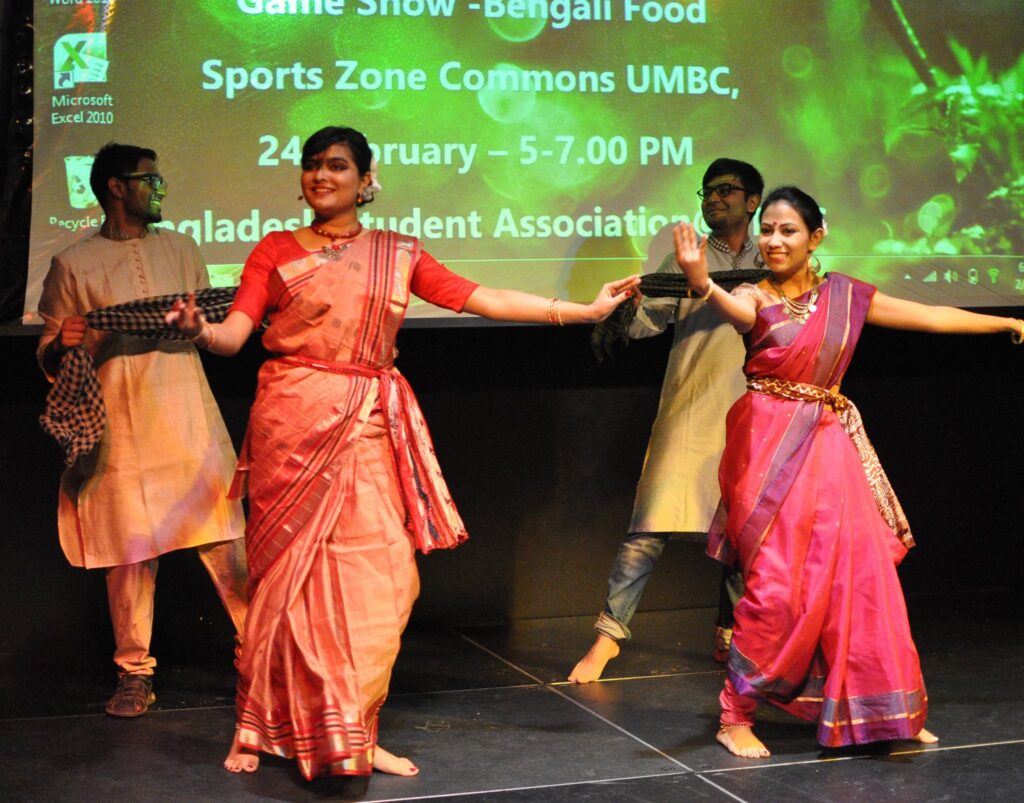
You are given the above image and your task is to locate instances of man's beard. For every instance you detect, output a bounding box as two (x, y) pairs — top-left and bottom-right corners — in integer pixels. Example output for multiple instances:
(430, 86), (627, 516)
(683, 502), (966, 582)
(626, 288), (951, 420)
(143, 197), (163, 224)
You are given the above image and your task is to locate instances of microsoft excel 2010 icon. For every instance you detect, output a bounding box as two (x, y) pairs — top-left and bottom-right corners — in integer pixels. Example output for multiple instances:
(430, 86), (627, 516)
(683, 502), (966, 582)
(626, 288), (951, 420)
(54, 33), (109, 90)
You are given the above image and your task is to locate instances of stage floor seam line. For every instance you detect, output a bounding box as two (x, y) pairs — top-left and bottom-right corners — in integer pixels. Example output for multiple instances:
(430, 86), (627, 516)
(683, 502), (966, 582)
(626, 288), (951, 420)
(449, 627), (752, 803)
(366, 739), (1024, 802)
(698, 738), (1024, 776)
(364, 769), (697, 802)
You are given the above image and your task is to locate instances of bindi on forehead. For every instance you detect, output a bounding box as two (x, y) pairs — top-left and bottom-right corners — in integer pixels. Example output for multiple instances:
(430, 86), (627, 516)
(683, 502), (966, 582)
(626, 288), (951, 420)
(762, 202), (803, 220)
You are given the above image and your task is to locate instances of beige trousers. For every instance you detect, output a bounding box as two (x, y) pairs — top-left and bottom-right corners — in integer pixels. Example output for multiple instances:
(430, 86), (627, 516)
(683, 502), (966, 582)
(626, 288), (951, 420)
(105, 539), (248, 675)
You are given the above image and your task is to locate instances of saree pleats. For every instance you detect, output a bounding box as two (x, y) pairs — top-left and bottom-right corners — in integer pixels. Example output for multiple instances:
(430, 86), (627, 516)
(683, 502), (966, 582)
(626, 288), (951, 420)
(237, 412), (417, 777)
(711, 274), (927, 746)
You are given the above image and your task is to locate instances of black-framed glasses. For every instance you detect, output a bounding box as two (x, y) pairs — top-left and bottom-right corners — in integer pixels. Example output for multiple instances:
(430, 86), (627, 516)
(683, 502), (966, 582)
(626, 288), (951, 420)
(119, 172), (167, 191)
(698, 182), (745, 200)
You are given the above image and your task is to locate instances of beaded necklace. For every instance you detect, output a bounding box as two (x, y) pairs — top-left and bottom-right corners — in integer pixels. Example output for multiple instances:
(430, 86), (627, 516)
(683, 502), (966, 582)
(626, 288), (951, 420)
(101, 224), (148, 241)
(310, 221), (363, 260)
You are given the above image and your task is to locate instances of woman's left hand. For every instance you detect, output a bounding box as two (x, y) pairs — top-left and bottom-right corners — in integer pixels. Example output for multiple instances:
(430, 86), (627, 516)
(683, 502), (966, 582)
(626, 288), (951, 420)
(587, 275), (641, 322)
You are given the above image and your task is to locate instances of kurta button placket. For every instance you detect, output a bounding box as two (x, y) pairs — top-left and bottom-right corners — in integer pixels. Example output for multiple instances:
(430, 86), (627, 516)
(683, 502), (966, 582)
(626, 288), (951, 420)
(130, 242), (149, 296)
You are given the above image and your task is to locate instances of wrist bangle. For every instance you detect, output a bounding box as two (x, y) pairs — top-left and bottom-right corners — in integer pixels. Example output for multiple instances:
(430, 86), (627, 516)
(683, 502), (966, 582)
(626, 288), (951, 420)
(190, 322), (215, 350)
(699, 277), (716, 302)
(547, 297), (564, 326)
(1012, 319), (1024, 345)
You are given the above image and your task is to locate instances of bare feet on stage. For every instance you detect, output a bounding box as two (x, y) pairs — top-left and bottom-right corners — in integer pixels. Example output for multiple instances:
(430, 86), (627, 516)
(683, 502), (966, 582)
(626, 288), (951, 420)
(568, 634), (620, 683)
(716, 724), (771, 759)
(224, 731), (260, 773)
(912, 728), (939, 744)
(374, 746), (419, 776)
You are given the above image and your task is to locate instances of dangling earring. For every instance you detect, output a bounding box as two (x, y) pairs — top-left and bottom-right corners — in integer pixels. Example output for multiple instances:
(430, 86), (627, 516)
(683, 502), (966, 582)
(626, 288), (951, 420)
(810, 254), (821, 273)
(356, 191), (364, 206)
(754, 251), (766, 269)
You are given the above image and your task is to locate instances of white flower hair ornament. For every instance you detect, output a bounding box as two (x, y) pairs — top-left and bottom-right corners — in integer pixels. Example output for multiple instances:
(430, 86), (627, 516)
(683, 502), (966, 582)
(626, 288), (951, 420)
(361, 158), (382, 203)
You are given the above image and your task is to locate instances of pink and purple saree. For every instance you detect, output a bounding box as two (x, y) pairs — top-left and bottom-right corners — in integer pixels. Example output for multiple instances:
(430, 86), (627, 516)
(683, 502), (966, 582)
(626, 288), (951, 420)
(708, 273), (928, 747)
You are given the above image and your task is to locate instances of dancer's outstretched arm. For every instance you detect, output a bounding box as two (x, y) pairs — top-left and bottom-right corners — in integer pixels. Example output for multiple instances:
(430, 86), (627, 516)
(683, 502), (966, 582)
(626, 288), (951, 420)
(463, 275), (640, 324)
(867, 292), (1023, 338)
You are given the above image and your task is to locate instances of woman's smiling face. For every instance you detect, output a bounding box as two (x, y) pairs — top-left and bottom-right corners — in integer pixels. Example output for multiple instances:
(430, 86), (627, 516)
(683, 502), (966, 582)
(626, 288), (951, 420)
(759, 201), (823, 276)
(300, 143), (369, 219)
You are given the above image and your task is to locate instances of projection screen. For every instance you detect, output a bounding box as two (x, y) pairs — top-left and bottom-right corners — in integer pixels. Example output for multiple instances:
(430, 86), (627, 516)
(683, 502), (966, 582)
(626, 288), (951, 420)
(28, 0), (1024, 321)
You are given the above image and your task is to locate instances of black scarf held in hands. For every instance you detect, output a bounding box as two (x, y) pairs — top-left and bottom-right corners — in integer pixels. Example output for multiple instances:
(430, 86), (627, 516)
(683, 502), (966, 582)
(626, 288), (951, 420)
(591, 269), (769, 363)
(40, 287), (239, 466)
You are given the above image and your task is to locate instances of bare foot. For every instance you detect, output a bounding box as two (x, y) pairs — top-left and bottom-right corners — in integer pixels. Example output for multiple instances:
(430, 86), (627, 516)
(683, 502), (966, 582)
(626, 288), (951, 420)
(224, 731), (260, 773)
(716, 725), (771, 759)
(568, 634), (620, 683)
(373, 745), (418, 776)
(912, 728), (939, 744)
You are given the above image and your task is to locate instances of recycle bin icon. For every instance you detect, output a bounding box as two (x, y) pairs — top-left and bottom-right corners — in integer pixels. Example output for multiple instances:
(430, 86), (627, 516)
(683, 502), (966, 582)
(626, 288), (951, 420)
(65, 156), (98, 209)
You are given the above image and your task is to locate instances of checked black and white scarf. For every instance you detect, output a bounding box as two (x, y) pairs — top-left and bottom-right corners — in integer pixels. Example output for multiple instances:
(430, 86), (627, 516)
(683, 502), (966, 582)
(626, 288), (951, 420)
(40, 287), (238, 466)
(591, 268), (769, 362)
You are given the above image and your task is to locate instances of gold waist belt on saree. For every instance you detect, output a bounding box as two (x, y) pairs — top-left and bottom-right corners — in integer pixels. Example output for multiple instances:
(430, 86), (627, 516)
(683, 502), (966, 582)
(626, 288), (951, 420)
(746, 374), (914, 549)
(747, 377), (849, 411)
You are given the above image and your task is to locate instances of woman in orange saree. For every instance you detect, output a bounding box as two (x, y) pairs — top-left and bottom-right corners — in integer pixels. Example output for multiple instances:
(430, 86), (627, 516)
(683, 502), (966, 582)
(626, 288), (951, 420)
(166, 126), (638, 783)
(672, 185), (1023, 759)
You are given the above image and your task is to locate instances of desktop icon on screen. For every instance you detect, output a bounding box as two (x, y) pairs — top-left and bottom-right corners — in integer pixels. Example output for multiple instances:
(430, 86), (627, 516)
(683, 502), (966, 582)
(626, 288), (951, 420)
(64, 156), (97, 209)
(54, 33), (108, 89)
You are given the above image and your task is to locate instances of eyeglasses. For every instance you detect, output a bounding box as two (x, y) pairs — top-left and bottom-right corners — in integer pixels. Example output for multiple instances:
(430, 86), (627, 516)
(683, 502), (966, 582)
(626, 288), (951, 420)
(698, 183), (745, 200)
(119, 172), (167, 191)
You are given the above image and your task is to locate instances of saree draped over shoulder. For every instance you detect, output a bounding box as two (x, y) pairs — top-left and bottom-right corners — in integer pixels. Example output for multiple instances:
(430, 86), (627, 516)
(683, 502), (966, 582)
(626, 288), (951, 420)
(234, 230), (467, 779)
(707, 273), (927, 747)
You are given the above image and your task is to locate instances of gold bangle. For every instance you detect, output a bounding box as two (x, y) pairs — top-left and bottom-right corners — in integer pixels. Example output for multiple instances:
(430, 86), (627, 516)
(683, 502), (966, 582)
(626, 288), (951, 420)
(190, 322), (215, 350)
(186, 313), (206, 342)
(547, 297), (563, 326)
(699, 278), (715, 302)
(1012, 319), (1024, 345)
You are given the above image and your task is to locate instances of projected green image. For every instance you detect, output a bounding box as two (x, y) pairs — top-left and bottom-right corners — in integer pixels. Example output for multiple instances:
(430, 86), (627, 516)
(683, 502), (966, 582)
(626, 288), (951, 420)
(27, 0), (1024, 320)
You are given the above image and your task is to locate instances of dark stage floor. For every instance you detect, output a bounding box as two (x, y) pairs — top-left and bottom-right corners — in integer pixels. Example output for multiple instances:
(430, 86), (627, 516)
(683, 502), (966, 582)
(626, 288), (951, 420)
(3, 595), (1023, 802)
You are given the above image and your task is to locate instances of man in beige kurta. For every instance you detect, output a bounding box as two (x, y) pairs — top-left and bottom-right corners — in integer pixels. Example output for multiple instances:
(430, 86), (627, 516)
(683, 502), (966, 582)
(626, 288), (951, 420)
(570, 158), (763, 683)
(37, 143), (246, 716)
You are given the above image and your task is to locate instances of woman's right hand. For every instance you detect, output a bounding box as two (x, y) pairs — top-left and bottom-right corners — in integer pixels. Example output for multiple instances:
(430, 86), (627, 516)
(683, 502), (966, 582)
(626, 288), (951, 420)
(673, 222), (710, 293)
(164, 292), (205, 338)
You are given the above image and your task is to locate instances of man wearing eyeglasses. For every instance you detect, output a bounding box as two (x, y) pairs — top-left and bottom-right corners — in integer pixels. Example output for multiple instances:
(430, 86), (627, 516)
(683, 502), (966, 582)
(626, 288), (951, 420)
(36, 143), (247, 716)
(570, 158), (763, 683)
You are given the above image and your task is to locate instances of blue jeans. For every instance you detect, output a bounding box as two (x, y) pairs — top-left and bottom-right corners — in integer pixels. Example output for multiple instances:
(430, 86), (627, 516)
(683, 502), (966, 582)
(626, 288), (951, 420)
(595, 532), (742, 641)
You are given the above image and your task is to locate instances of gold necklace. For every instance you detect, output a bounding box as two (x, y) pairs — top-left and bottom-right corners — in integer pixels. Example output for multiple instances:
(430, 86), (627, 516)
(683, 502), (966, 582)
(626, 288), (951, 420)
(771, 276), (820, 323)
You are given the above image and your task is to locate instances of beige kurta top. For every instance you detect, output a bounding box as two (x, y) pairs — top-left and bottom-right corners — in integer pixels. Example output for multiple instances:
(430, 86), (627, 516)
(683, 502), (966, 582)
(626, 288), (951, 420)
(627, 241), (754, 536)
(37, 228), (244, 568)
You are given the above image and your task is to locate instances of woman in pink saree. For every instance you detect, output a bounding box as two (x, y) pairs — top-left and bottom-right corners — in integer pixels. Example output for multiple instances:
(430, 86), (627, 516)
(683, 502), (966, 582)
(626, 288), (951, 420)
(673, 186), (1023, 759)
(167, 126), (638, 784)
